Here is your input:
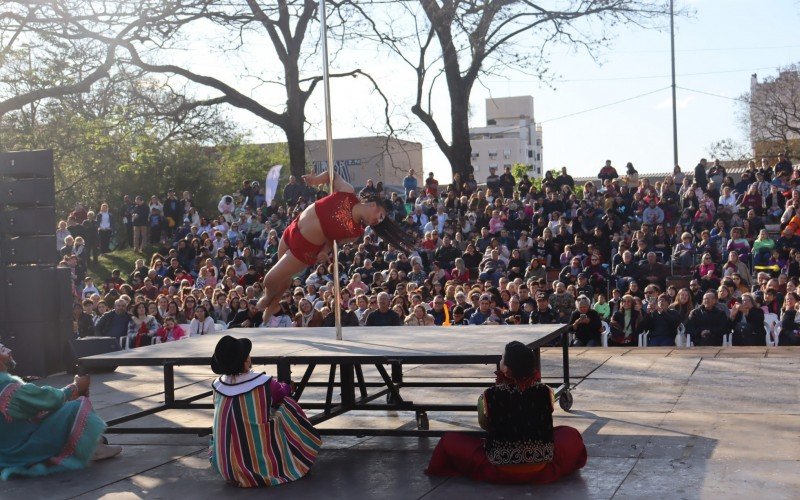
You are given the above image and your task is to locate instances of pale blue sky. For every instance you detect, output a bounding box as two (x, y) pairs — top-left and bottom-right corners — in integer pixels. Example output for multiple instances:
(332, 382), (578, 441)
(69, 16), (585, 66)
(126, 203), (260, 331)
(204, 0), (800, 181)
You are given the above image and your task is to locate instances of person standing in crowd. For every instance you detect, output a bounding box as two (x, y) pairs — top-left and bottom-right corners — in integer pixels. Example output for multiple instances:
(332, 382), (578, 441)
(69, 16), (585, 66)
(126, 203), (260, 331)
(97, 203), (113, 254)
(694, 158), (708, 191)
(283, 175), (304, 205)
(425, 172), (439, 198)
(598, 160), (618, 181)
(485, 166), (500, 192)
(403, 169), (418, 200)
(499, 166), (516, 198)
(131, 195), (149, 253)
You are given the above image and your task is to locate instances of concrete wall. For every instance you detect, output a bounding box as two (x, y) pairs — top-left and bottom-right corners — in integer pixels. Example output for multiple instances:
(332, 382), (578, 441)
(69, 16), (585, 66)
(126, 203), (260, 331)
(305, 136), (423, 190)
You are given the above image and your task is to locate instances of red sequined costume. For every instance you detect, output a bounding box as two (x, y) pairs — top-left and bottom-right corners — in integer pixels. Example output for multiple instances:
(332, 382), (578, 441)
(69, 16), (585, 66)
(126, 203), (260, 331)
(282, 192), (365, 266)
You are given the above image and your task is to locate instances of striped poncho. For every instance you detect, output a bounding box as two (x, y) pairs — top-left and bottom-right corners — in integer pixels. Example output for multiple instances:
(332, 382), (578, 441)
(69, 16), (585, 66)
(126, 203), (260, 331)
(210, 371), (321, 487)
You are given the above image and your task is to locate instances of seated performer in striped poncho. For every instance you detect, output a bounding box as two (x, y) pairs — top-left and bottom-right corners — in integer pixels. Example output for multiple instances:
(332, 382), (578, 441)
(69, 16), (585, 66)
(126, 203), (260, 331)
(209, 335), (321, 487)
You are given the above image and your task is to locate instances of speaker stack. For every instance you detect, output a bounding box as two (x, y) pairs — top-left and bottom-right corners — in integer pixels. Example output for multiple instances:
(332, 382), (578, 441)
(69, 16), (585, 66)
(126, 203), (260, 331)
(0, 150), (73, 377)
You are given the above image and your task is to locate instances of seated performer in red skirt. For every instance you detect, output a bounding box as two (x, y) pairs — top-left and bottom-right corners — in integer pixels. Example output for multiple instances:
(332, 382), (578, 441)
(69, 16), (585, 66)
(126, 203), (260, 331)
(426, 341), (587, 484)
(257, 169), (416, 320)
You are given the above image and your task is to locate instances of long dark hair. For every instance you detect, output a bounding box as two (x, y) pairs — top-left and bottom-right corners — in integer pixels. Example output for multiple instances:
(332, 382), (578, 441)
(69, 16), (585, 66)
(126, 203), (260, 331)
(362, 195), (417, 253)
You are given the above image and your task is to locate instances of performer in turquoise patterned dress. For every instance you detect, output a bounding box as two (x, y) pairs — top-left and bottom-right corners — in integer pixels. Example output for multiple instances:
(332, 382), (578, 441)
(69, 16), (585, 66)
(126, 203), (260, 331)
(0, 342), (121, 480)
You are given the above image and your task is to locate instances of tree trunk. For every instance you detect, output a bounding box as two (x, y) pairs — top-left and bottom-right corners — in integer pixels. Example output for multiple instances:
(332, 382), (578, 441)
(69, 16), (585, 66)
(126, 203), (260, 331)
(448, 83), (473, 180)
(285, 117), (307, 179)
(284, 55), (307, 179)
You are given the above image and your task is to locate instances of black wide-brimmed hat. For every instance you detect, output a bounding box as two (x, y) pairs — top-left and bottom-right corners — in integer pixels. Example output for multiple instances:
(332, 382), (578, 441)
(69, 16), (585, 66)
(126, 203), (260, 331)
(211, 335), (252, 375)
(504, 341), (535, 379)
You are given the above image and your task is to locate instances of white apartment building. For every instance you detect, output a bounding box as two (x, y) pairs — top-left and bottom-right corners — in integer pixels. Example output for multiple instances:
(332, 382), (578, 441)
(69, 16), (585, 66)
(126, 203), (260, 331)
(469, 96), (543, 182)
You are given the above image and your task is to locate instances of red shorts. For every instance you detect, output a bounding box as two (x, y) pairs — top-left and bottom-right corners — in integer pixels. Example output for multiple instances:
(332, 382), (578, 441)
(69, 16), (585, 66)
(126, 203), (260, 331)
(282, 219), (323, 266)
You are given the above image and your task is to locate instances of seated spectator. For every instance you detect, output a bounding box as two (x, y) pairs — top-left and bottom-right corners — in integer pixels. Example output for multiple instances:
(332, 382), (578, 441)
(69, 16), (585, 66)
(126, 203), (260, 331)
(642, 294), (681, 346)
(265, 301), (294, 328)
(365, 292), (402, 326)
(155, 316), (187, 342)
(559, 257), (583, 286)
(468, 294), (495, 325)
(548, 282), (575, 323)
(722, 251), (752, 286)
(592, 293), (610, 320)
(478, 249), (506, 286)
(729, 293), (766, 346)
(609, 294), (644, 346)
(405, 304), (435, 326)
(638, 252), (668, 288)
(685, 292), (730, 346)
(229, 299), (263, 328)
(671, 232), (696, 269)
(779, 292), (800, 346)
(568, 295), (603, 347)
(613, 251), (639, 291)
(188, 306), (216, 335)
(127, 302), (159, 348)
(295, 298), (324, 327)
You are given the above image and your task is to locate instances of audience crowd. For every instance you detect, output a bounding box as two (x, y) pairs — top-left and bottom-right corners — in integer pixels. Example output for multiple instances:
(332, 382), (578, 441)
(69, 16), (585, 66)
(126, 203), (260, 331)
(56, 153), (800, 348)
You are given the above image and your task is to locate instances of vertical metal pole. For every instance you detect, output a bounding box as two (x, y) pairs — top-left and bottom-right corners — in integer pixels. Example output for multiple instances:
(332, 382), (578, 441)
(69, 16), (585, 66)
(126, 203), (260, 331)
(670, 0), (679, 168)
(319, 0), (342, 340)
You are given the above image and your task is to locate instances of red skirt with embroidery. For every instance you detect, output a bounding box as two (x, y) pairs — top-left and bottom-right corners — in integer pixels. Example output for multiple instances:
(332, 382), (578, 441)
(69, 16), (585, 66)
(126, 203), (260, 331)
(425, 426), (587, 484)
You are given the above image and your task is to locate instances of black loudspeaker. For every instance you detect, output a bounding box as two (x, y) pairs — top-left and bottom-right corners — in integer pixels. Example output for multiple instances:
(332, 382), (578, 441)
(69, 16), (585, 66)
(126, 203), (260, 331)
(3, 267), (57, 316)
(0, 267), (73, 377)
(0, 207), (56, 235)
(55, 266), (74, 327)
(0, 150), (54, 178)
(67, 337), (120, 374)
(0, 236), (57, 265)
(0, 178), (55, 206)
(1, 321), (65, 378)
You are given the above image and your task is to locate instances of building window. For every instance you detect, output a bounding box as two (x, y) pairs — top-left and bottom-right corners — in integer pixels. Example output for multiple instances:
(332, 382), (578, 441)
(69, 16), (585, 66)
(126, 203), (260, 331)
(536, 167), (541, 174)
(471, 152), (479, 159)
(536, 139), (541, 146)
(527, 150), (533, 158)
(536, 153), (541, 161)
(503, 149), (511, 159)
(488, 149), (498, 158)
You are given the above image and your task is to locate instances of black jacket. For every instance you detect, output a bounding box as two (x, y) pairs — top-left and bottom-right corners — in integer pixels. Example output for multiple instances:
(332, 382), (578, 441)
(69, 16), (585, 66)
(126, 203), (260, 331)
(643, 309), (682, 339)
(685, 305), (730, 346)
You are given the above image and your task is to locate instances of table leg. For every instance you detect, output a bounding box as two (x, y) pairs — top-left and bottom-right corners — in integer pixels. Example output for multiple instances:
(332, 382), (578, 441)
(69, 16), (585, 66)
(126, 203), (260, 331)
(562, 328), (571, 388)
(164, 362), (175, 406)
(391, 361), (403, 384)
(277, 359), (292, 383)
(340, 363), (355, 407)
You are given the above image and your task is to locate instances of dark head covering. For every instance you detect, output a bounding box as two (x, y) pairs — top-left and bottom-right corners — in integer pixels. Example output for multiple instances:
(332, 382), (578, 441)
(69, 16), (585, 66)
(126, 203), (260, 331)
(211, 335), (252, 375)
(503, 341), (535, 379)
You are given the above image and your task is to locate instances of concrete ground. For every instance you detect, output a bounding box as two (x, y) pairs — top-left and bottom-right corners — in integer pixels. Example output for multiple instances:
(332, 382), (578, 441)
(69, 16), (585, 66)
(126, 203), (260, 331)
(3, 346), (800, 499)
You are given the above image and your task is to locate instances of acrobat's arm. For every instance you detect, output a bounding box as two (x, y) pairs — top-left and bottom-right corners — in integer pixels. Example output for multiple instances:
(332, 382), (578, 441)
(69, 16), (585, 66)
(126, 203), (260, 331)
(302, 169), (354, 194)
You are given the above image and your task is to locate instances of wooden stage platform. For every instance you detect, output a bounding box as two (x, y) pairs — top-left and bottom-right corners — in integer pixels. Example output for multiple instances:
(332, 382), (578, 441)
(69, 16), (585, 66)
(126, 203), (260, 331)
(79, 324), (571, 437)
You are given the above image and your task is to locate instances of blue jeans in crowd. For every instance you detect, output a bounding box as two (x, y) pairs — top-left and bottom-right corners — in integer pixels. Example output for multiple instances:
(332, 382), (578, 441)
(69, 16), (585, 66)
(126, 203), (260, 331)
(647, 336), (675, 347)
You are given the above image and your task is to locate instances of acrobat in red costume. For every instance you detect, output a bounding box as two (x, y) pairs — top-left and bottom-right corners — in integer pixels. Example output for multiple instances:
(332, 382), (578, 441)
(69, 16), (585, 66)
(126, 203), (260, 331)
(257, 169), (415, 319)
